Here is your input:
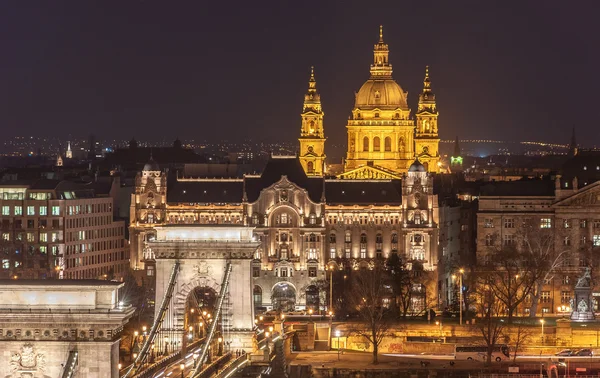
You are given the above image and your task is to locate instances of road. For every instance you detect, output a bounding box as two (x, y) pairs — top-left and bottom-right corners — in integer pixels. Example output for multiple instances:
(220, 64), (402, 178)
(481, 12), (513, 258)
(151, 347), (201, 378)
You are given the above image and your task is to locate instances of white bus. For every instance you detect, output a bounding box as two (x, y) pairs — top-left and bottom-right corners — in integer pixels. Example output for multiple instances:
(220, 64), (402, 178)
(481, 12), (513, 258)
(454, 344), (510, 362)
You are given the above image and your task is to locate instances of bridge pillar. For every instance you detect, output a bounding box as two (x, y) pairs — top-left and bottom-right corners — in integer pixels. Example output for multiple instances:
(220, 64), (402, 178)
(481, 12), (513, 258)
(0, 280), (134, 378)
(150, 226), (260, 353)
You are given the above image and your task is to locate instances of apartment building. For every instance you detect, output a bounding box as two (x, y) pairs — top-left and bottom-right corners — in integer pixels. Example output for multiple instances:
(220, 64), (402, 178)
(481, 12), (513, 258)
(0, 179), (128, 280)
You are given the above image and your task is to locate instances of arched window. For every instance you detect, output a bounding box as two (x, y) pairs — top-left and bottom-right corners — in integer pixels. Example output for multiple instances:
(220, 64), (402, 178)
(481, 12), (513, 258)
(414, 211), (422, 225)
(307, 161), (314, 174)
(309, 233), (317, 242)
(384, 137), (391, 152)
(251, 213), (259, 225)
(329, 234), (336, 243)
(373, 137), (380, 152)
(363, 137), (369, 152)
(360, 233), (367, 259)
(253, 286), (262, 308)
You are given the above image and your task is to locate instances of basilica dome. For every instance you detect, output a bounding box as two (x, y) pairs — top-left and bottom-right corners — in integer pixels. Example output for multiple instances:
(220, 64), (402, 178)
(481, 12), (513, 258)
(355, 78), (408, 110)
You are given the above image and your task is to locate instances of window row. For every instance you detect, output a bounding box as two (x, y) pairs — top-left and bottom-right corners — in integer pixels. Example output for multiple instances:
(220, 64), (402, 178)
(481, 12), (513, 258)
(2, 205), (60, 216)
(1, 219), (61, 229)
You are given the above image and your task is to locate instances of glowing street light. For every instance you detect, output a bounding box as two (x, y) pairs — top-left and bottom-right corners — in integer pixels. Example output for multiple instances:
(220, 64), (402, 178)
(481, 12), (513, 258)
(540, 319), (545, 345)
(180, 363), (185, 378)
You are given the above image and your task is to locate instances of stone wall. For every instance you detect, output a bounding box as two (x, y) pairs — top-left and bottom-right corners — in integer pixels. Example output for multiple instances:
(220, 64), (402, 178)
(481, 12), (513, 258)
(0, 340), (119, 378)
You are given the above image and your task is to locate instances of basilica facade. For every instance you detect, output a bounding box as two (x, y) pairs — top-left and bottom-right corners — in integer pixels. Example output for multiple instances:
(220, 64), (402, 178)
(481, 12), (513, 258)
(339, 26), (440, 179)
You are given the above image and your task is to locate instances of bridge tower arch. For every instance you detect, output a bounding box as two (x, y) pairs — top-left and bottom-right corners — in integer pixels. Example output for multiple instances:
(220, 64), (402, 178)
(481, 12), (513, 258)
(148, 225), (259, 353)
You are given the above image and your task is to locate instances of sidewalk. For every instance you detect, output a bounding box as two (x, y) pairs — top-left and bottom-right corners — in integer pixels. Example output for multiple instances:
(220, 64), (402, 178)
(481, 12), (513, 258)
(288, 350), (458, 370)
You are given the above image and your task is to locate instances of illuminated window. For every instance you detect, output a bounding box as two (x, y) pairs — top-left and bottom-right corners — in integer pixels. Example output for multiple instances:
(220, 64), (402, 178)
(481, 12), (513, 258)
(540, 218), (552, 228)
(563, 219), (570, 228)
(39, 206), (47, 216)
(485, 234), (494, 246)
(27, 206), (35, 216)
(484, 218), (494, 228)
(14, 206), (22, 216)
(593, 235), (600, 247)
(51, 206), (60, 216)
(1, 206), (9, 216)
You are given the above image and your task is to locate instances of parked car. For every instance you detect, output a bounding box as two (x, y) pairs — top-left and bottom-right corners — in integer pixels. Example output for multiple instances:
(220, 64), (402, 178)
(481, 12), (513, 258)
(555, 349), (573, 356)
(574, 349), (593, 356)
(287, 310), (306, 316)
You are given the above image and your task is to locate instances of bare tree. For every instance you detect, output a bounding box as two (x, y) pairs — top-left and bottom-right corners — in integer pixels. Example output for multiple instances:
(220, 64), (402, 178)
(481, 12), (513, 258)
(480, 244), (540, 323)
(507, 324), (534, 364)
(473, 279), (506, 365)
(347, 263), (394, 364)
(386, 256), (435, 318)
(519, 220), (568, 317)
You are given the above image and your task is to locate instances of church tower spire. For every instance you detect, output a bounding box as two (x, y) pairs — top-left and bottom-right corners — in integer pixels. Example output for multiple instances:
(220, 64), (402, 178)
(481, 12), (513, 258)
(415, 66), (441, 171)
(569, 127), (578, 157)
(370, 25), (392, 78)
(299, 66), (326, 176)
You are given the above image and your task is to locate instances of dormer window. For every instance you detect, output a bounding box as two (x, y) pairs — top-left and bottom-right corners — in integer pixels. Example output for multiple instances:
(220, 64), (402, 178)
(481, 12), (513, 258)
(309, 213), (316, 225)
(374, 112), (380, 118)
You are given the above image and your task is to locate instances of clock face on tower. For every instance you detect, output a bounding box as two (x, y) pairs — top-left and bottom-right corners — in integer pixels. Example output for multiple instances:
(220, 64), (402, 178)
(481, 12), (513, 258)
(307, 146), (314, 153)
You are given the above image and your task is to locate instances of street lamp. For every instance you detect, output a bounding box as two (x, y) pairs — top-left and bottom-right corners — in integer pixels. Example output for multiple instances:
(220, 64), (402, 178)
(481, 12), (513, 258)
(218, 337), (223, 356)
(199, 322), (204, 338)
(180, 363), (185, 378)
(327, 264), (334, 313)
(435, 321), (443, 337)
(164, 336), (169, 355)
(335, 330), (341, 360)
(540, 319), (545, 346)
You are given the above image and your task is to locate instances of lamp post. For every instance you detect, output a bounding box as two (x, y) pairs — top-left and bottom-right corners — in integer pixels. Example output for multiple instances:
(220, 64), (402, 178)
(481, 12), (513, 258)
(164, 336), (169, 355)
(540, 319), (545, 346)
(327, 264), (334, 313)
(218, 337), (223, 356)
(458, 268), (464, 325)
(193, 352), (199, 368)
(199, 322), (204, 338)
(435, 321), (443, 337)
(335, 330), (341, 360)
(180, 363), (185, 378)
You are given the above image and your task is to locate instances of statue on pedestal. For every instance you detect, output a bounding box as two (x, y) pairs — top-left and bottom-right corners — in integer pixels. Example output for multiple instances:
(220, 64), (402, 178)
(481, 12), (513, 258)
(571, 267), (595, 321)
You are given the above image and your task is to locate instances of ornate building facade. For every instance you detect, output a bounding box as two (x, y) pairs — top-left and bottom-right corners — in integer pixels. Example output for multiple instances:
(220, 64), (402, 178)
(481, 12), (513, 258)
(130, 156), (439, 312)
(340, 27), (440, 179)
(476, 177), (600, 316)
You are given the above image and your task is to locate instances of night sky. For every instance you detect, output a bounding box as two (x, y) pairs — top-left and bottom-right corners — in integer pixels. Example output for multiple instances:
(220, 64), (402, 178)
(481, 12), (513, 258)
(1, 1), (599, 146)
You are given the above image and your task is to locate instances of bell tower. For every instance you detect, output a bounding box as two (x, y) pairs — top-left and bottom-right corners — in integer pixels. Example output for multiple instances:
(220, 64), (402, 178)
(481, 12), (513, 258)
(299, 67), (326, 176)
(415, 66), (440, 171)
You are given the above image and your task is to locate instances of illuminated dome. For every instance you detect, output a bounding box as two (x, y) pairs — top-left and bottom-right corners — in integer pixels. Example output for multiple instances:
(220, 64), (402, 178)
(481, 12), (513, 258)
(355, 79), (408, 109)
(408, 159), (426, 173)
